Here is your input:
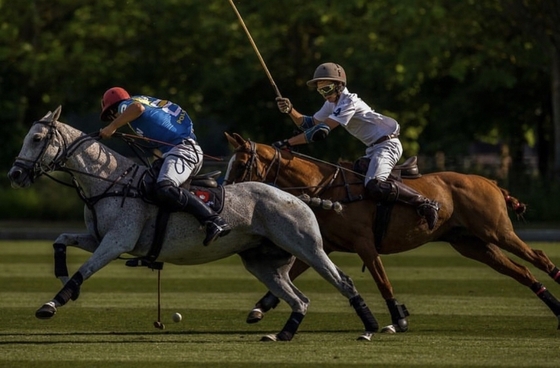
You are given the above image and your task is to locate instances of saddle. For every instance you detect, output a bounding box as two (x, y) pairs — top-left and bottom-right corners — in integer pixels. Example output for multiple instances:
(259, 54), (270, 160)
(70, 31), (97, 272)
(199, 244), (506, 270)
(128, 160), (226, 270)
(353, 156), (422, 181)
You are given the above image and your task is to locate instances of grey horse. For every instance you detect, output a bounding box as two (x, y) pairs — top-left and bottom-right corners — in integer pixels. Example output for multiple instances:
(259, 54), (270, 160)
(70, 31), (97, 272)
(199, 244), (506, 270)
(7, 106), (378, 341)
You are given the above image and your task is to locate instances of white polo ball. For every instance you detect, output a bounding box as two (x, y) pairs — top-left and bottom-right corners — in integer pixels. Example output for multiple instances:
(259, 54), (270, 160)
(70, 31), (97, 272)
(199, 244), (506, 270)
(172, 312), (182, 323)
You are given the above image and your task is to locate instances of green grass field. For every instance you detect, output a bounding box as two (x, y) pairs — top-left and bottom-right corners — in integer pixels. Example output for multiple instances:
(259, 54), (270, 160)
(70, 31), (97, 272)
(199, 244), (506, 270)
(1, 240), (560, 367)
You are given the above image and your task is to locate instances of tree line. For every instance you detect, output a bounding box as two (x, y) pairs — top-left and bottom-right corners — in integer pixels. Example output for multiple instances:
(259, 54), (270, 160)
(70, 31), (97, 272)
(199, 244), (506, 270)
(1, 0), (559, 186)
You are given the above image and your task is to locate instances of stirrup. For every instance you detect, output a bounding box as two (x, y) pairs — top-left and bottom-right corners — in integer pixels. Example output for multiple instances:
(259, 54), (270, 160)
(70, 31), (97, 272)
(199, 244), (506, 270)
(417, 201), (440, 230)
(203, 220), (232, 246)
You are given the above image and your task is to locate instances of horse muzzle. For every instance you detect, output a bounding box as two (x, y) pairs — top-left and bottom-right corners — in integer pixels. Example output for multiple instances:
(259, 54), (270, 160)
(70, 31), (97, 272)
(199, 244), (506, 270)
(7, 165), (33, 188)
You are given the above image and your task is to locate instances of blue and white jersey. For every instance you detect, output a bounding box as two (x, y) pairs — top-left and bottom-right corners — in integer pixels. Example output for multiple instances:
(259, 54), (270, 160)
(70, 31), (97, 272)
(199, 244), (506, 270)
(117, 95), (196, 153)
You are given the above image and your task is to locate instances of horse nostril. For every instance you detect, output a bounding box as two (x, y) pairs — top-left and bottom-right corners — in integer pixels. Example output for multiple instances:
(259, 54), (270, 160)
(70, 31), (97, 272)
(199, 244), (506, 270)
(7, 168), (22, 181)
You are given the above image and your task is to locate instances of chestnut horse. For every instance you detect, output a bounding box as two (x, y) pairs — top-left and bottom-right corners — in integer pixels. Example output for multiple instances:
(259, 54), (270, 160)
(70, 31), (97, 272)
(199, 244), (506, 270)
(225, 132), (560, 332)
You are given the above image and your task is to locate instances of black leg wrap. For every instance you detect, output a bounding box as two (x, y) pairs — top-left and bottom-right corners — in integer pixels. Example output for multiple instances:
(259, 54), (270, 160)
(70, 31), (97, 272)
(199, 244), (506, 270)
(350, 295), (379, 333)
(277, 312), (305, 341)
(549, 267), (560, 284)
(531, 282), (560, 317)
(53, 243), (69, 278)
(257, 291), (281, 312)
(54, 272), (84, 307)
(386, 299), (410, 331)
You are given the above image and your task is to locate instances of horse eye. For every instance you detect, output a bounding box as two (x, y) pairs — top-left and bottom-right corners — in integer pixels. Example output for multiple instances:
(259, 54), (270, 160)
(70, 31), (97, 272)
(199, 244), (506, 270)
(32, 133), (43, 142)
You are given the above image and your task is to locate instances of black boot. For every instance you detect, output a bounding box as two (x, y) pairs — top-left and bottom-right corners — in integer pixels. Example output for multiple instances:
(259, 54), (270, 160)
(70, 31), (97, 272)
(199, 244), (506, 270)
(156, 180), (231, 246)
(184, 191), (231, 246)
(366, 179), (440, 230)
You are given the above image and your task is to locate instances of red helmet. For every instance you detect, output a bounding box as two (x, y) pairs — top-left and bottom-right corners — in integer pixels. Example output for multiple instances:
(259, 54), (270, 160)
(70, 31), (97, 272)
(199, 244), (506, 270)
(100, 87), (130, 121)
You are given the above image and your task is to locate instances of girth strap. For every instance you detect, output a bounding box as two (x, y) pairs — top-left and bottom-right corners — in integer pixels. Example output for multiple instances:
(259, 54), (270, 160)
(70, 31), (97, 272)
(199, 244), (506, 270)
(373, 202), (394, 252)
(145, 209), (171, 264)
(125, 209), (170, 270)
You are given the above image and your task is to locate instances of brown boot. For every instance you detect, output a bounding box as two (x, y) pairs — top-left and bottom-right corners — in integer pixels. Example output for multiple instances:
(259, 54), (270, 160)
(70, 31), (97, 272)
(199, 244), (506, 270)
(366, 179), (440, 230)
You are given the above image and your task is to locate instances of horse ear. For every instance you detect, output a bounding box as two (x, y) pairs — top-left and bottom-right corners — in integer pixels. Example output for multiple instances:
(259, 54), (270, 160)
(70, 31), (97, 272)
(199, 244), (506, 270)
(232, 133), (246, 145)
(51, 105), (62, 122)
(226, 133), (246, 148)
(39, 111), (53, 121)
(224, 132), (239, 149)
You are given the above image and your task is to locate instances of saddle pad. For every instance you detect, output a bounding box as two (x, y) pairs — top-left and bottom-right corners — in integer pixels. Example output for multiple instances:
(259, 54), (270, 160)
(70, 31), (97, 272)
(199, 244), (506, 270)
(190, 185), (225, 214)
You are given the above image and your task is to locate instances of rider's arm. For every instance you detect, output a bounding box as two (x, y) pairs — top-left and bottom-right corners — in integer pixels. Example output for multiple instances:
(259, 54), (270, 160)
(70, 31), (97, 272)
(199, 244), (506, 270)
(285, 118), (339, 146)
(100, 102), (145, 139)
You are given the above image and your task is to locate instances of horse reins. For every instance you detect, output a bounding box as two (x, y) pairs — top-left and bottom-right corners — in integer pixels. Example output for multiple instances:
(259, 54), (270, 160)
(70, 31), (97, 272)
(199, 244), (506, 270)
(236, 140), (363, 201)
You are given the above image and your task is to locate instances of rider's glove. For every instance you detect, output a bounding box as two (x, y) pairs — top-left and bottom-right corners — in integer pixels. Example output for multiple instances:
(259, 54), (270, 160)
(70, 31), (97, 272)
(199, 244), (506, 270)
(272, 139), (291, 150)
(276, 97), (292, 114)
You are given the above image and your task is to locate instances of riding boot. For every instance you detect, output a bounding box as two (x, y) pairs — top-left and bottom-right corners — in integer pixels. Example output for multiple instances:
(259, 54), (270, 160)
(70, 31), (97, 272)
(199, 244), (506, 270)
(156, 180), (231, 246)
(365, 179), (440, 230)
(183, 191), (232, 246)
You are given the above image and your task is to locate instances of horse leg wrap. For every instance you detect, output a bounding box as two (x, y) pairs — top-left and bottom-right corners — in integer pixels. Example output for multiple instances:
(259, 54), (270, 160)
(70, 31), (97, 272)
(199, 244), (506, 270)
(276, 312), (305, 341)
(350, 295), (379, 333)
(53, 243), (68, 278)
(549, 267), (560, 284)
(386, 299), (410, 331)
(531, 282), (560, 318)
(54, 272), (84, 307)
(257, 291), (281, 312)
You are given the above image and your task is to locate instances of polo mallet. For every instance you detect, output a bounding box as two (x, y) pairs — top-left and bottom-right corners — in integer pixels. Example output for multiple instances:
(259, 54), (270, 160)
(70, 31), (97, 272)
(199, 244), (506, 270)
(228, 0), (283, 98)
(153, 269), (165, 329)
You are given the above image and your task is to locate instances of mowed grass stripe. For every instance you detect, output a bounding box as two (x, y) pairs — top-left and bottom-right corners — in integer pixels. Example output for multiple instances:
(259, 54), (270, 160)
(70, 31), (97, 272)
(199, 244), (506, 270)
(2, 276), (558, 299)
(0, 291), (552, 318)
(4, 241), (560, 267)
(0, 262), (538, 280)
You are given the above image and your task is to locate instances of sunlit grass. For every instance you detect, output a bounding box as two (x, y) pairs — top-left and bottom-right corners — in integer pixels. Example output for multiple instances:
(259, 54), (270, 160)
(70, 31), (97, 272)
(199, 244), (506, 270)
(1, 241), (559, 367)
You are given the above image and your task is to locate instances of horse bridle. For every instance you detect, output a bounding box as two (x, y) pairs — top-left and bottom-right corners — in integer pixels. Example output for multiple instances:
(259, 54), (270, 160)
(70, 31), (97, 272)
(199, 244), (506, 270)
(12, 119), (140, 200)
(12, 118), (145, 240)
(12, 120), (74, 183)
(230, 140), (359, 199)
(232, 140), (282, 185)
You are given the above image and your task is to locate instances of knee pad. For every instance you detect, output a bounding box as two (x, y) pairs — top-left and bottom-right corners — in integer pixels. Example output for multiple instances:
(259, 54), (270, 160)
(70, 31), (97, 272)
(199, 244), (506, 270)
(155, 180), (188, 211)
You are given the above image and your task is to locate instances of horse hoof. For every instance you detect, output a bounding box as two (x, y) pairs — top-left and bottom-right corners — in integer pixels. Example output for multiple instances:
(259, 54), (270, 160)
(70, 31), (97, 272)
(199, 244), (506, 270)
(381, 323), (408, 333)
(246, 308), (264, 324)
(381, 324), (397, 334)
(357, 331), (374, 341)
(260, 334), (278, 342)
(35, 302), (57, 319)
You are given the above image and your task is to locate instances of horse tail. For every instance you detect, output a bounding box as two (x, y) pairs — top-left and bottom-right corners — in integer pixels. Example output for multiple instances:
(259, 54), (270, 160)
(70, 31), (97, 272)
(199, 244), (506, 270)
(298, 194), (343, 214)
(499, 187), (527, 216)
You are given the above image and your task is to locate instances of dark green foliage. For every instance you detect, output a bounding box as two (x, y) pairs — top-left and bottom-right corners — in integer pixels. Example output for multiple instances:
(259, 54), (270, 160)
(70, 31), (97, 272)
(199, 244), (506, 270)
(1, 0), (559, 221)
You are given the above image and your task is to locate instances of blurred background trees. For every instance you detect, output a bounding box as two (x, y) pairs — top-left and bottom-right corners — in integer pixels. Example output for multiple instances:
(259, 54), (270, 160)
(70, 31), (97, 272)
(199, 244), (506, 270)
(1, 0), (559, 221)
